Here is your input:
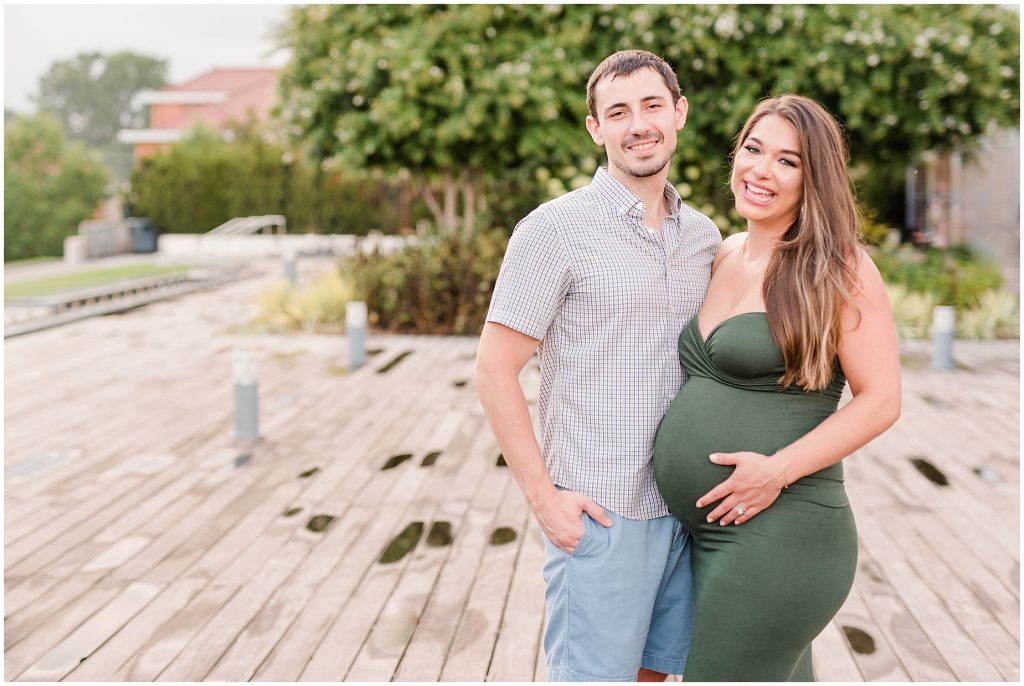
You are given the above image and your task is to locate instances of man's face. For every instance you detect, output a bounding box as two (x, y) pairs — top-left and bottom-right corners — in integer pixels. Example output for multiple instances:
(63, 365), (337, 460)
(586, 68), (688, 180)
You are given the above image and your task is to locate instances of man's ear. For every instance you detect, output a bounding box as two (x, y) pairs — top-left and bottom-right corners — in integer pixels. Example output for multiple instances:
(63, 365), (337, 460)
(586, 114), (604, 146)
(675, 96), (689, 131)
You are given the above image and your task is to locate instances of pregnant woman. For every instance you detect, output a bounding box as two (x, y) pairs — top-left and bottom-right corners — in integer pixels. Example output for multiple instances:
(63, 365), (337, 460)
(653, 95), (901, 681)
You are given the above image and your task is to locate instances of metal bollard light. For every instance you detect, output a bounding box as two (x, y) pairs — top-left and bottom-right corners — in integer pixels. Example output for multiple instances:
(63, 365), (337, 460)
(347, 301), (368, 371)
(282, 248), (297, 285)
(931, 305), (956, 370)
(233, 352), (260, 439)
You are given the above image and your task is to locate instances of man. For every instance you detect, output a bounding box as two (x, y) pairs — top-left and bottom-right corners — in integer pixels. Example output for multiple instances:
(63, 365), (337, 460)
(475, 50), (720, 681)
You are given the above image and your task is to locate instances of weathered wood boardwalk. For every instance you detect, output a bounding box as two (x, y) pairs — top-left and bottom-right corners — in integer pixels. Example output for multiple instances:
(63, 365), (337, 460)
(4, 258), (1019, 681)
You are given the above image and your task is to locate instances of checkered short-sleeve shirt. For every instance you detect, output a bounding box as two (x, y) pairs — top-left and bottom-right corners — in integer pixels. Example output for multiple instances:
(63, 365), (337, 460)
(486, 167), (721, 519)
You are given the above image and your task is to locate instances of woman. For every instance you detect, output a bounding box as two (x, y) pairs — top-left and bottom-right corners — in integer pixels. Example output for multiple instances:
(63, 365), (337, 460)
(652, 94), (901, 681)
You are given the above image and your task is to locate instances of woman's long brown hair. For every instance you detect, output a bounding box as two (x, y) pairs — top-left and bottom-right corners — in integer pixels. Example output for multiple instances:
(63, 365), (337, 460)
(732, 95), (862, 391)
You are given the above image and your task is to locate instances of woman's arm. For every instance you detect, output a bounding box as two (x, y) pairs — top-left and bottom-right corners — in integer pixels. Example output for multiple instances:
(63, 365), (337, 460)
(697, 248), (902, 525)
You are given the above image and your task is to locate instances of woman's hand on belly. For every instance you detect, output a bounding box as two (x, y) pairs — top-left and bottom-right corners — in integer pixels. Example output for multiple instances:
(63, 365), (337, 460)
(695, 451), (789, 525)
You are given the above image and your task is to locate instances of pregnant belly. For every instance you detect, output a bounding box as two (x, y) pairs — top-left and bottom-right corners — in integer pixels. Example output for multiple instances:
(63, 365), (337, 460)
(653, 377), (844, 530)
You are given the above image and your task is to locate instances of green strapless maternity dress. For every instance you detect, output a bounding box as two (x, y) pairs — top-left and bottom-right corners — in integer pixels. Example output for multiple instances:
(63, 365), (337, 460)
(653, 312), (857, 682)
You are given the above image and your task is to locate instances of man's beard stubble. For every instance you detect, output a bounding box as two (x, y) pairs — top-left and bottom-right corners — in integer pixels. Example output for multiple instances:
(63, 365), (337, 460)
(612, 136), (677, 179)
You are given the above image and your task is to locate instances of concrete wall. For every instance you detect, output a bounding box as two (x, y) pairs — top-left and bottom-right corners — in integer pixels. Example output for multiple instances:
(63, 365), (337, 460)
(157, 233), (415, 259)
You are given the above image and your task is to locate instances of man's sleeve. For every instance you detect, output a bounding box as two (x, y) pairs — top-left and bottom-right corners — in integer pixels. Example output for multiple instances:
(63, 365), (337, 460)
(486, 211), (571, 341)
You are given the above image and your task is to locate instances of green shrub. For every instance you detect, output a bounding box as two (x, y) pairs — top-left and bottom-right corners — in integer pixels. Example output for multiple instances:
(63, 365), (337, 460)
(886, 283), (938, 340)
(886, 282), (1018, 341)
(344, 226), (508, 335)
(956, 290), (1019, 340)
(254, 269), (355, 333)
(871, 245), (1003, 311)
(129, 122), (430, 235)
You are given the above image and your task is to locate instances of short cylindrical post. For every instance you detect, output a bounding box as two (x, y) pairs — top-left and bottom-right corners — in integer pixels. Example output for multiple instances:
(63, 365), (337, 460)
(347, 301), (368, 371)
(233, 352), (259, 438)
(283, 248), (297, 284)
(931, 306), (955, 370)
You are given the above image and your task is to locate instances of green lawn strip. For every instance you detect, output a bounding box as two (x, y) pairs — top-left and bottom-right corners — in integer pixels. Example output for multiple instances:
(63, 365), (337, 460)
(5, 264), (193, 299)
(4, 256), (62, 268)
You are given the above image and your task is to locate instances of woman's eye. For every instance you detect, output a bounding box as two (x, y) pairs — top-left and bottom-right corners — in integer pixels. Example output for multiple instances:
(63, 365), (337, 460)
(745, 145), (759, 154)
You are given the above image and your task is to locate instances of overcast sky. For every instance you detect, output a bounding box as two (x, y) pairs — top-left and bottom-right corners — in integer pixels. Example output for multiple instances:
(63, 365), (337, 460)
(4, 4), (293, 113)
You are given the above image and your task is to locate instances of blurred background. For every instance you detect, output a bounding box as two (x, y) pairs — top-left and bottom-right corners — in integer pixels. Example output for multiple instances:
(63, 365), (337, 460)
(4, 4), (1020, 339)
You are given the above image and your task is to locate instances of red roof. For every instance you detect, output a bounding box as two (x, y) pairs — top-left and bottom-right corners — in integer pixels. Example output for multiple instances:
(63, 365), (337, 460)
(158, 68), (278, 129)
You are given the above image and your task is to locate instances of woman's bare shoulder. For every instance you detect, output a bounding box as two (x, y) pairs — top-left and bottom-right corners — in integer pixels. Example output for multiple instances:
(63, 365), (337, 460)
(713, 231), (748, 271)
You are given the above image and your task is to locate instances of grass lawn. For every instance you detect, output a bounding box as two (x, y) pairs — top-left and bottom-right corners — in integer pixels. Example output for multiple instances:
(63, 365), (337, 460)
(5, 264), (193, 299)
(4, 256), (62, 268)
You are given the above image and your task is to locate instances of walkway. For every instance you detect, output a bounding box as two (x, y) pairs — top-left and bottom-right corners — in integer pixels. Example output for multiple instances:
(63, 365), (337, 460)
(4, 257), (1018, 681)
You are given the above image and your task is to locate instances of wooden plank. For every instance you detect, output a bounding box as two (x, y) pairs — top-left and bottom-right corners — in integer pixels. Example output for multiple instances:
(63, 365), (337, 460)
(156, 537), (315, 681)
(4, 581), (123, 680)
(878, 510), (1019, 680)
(343, 499), (458, 682)
(17, 582), (161, 682)
(855, 510), (1003, 681)
(811, 620), (864, 682)
(391, 461), (512, 681)
(848, 529), (955, 680)
(250, 503), (410, 681)
(904, 509), (1019, 637)
(202, 506), (376, 681)
(486, 524), (547, 681)
(346, 417), (496, 681)
(298, 405), (461, 680)
(440, 475), (527, 681)
(833, 584), (911, 681)
(63, 578), (207, 682)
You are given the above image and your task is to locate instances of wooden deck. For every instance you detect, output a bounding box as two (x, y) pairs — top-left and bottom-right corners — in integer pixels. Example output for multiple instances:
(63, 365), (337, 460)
(4, 257), (1019, 681)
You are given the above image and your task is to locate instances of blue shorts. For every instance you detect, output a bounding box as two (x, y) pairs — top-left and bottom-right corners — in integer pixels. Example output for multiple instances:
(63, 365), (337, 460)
(541, 505), (695, 681)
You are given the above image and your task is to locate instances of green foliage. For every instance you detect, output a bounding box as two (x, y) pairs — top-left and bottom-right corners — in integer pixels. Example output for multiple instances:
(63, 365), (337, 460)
(4, 113), (110, 261)
(345, 227), (507, 335)
(128, 122), (424, 234)
(886, 282), (1018, 340)
(871, 245), (1003, 310)
(859, 205), (894, 247)
(956, 290), (1019, 340)
(885, 283), (938, 340)
(33, 51), (167, 180)
(255, 270), (355, 333)
(278, 5), (1019, 230)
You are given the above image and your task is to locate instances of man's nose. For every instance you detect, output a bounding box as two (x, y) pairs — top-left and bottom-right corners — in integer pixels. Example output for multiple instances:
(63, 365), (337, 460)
(628, 111), (652, 134)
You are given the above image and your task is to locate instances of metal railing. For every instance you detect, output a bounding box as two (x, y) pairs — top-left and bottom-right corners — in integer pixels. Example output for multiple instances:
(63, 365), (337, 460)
(205, 215), (287, 236)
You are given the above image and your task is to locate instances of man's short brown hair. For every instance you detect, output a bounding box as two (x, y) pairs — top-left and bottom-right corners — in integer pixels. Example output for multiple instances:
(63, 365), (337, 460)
(586, 50), (682, 119)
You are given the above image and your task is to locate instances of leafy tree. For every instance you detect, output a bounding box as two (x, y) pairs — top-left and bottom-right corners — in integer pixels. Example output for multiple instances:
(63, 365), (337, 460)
(4, 114), (110, 260)
(33, 51), (167, 180)
(277, 4), (1019, 234)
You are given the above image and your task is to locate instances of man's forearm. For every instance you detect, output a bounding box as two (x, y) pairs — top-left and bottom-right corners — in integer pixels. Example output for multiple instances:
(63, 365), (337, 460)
(475, 366), (557, 509)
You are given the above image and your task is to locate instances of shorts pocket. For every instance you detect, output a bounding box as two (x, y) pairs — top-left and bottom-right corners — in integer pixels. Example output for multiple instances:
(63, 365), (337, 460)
(570, 513), (593, 558)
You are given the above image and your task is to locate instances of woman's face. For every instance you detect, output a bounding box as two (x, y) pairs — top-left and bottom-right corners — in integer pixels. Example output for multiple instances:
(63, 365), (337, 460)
(731, 114), (804, 234)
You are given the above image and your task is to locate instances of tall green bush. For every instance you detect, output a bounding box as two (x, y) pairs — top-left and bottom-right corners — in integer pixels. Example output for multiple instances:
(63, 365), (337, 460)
(4, 113), (110, 260)
(128, 122), (429, 234)
(344, 227), (507, 335)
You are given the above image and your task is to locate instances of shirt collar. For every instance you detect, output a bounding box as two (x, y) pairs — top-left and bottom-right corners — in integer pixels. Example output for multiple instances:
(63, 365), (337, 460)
(590, 166), (684, 221)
